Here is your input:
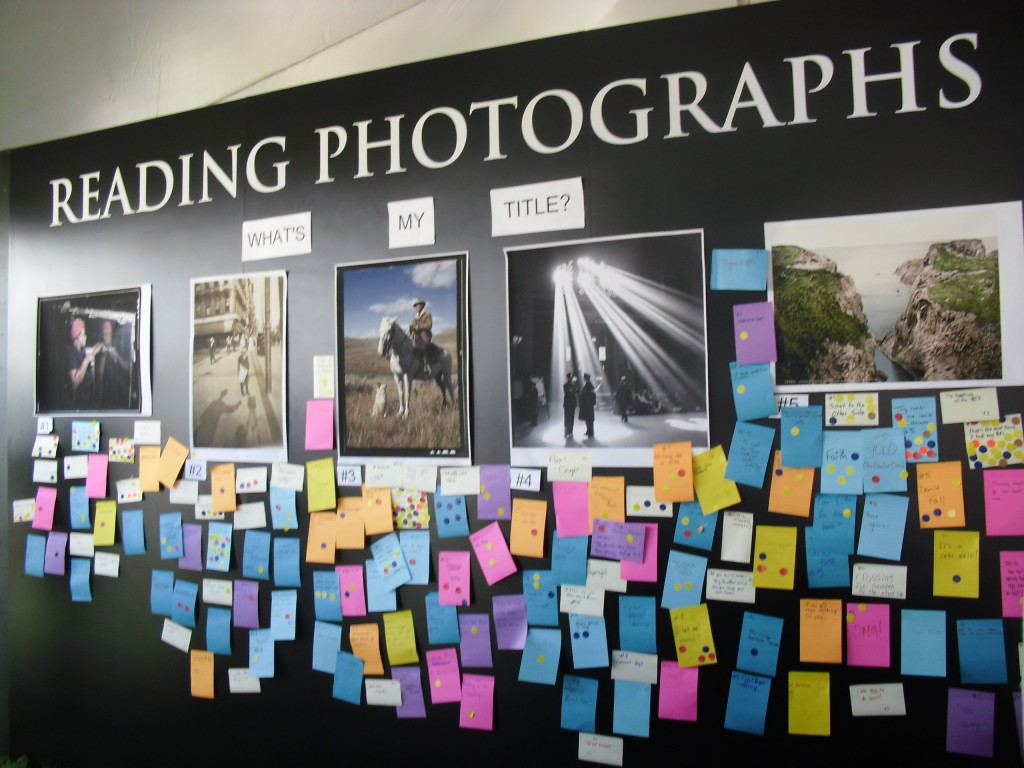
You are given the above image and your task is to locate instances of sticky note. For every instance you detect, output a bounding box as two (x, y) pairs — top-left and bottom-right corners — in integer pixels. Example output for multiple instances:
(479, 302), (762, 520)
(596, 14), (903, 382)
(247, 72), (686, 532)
(825, 392), (879, 426)
(693, 446), (740, 513)
(857, 494), (908, 561)
(799, 599), (842, 663)
(820, 430), (863, 495)
(85, 453), (108, 499)
(426, 647), (461, 702)
(519, 627), (561, 685)
(984, 469), (1024, 535)
(724, 671), (771, 735)
(190, 650), (215, 699)
(939, 387), (999, 423)
(477, 464), (512, 520)
(780, 406), (823, 468)
(459, 613), (494, 669)
(729, 362), (777, 422)
(669, 603), (716, 668)
(845, 602), (890, 668)
(562, 675), (598, 732)
(917, 461), (965, 528)
(433, 486), (469, 538)
(459, 674), (495, 731)
(158, 437), (189, 489)
(206, 522), (232, 572)
(946, 688), (994, 758)
(468, 522), (517, 586)
(652, 442), (694, 502)
(588, 476), (625, 532)
(510, 498), (547, 558)
(737, 612), (783, 678)
(788, 671), (830, 736)
(892, 396), (938, 463)
(733, 301), (777, 364)
(383, 609), (419, 666)
(305, 399), (334, 451)
(752, 525), (797, 590)
(349, 623), (384, 676)
(767, 452), (814, 517)
(306, 457), (336, 512)
(724, 421), (775, 488)
(210, 464), (237, 513)
(673, 501), (718, 550)
(661, 550), (707, 610)
(553, 481), (590, 537)
(710, 248), (769, 291)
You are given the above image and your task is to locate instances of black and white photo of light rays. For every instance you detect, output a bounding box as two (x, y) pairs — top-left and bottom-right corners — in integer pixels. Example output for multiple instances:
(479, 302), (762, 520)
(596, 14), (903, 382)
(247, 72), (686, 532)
(506, 231), (709, 467)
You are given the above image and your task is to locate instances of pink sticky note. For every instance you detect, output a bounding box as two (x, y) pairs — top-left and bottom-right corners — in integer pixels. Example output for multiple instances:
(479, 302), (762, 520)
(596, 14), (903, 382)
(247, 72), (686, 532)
(336, 565), (367, 617)
(85, 453), (109, 499)
(305, 399), (335, 451)
(659, 662), (698, 721)
(468, 522), (517, 586)
(552, 481), (589, 537)
(459, 674), (495, 730)
(31, 486), (57, 532)
(438, 551), (472, 606)
(846, 602), (890, 668)
(620, 523), (658, 582)
(984, 469), (1024, 536)
(733, 301), (777, 365)
(999, 551), (1024, 618)
(426, 648), (462, 704)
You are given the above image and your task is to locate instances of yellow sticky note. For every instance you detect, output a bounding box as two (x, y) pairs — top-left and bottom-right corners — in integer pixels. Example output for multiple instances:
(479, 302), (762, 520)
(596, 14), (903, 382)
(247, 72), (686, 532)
(350, 623), (385, 676)
(361, 486), (394, 535)
(788, 671), (830, 736)
(693, 445), (740, 514)
(158, 437), (189, 489)
(210, 464), (237, 513)
(933, 530), (980, 598)
(93, 500), (117, 547)
(305, 512), (337, 564)
(965, 414), (1024, 469)
(588, 476), (625, 533)
(138, 445), (161, 493)
(336, 497), (366, 550)
(190, 650), (215, 700)
(510, 498), (547, 558)
(306, 457), (336, 512)
(916, 461), (965, 528)
(767, 451), (814, 517)
(752, 525), (797, 590)
(382, 609), (419, 666)
(669, 603), (716, 668)
(653, 442), (694, 503)
(799, 599), (843, 663)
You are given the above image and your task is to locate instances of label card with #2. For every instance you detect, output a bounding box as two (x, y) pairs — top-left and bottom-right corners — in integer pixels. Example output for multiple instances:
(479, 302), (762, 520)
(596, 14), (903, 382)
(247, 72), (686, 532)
(184, 459), (207, 481)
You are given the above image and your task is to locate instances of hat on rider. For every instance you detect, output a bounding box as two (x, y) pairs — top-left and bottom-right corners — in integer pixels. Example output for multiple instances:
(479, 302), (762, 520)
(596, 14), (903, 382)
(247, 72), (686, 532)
(413, 298), (426, 307)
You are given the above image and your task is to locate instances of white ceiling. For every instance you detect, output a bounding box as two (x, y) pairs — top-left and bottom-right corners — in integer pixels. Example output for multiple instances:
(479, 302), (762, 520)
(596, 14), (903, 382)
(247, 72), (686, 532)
(0, 0), (767, 152)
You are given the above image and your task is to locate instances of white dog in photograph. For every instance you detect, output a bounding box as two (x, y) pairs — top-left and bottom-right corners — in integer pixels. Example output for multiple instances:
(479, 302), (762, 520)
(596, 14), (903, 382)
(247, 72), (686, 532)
(371, 383), (388, 417)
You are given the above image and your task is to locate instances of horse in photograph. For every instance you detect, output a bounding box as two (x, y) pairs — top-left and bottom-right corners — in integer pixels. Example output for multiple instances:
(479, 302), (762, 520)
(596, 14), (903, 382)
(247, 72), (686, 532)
(378, 316), (455, 417)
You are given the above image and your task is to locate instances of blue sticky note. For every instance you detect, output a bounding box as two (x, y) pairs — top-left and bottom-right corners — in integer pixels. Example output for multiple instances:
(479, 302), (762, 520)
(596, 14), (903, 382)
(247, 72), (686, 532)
(892, 396), (939, 463)
(272, 537), (301, 587)
(369, 532), (411, 591)
(857, 493), (908, 561)
(821, 430), (864, 494)
(612, 680), (651, 738)
(425, 590), (461, 644)
(551, 536), (588, 586)
(810, 494), (857, 552)
(206, 606), (233, 655)
(957, 619), (1007, 684)
(69, 557), (92, 602)
(399, 530), (430, 585)
(568, 614), (609, 669)
(725, 421), (776, 488)
(269, 487), (298, 531)
(804, 529), (851, 589)
(365, 560), (397, 613)
(242, 530), (272, 581)
(69, 486), (90, 530)
(171, 580), (199, 629)
(519, 628), (561, 685)
(25, 534), (46, 578)
(901, 609), (946, 677)
(434, 486), (469, 538)
(150, 569), (175, 616)
(561, 675), (599, 732)
(781, 406), (823, 467)
(313, 570), (343, 622)
(312, 621), (342, 673)
(270, 589), (297, 641)
(206, 521), (232, 572)
(523, 570), (559, 627)
(618, 596), (656, 654)
(121, 509), (146, 555)
(724, 671), (771, 735)
(736, 612), (783, 677)
(249, 628), (275, 678)
(661, 550), (708, 609)
(332, 650), (364, 704)
(711, 248), (769, 291)
(862, 427), (908, 493)
(673, 501), (717, 551)
(158, 512), (183, 560)
(729, 362), (777, 422)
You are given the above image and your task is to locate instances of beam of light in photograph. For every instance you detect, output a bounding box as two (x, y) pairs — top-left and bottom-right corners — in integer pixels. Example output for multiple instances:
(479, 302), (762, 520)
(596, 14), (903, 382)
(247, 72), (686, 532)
(549, 264), (572, 397)
(563, 273), (603, 382)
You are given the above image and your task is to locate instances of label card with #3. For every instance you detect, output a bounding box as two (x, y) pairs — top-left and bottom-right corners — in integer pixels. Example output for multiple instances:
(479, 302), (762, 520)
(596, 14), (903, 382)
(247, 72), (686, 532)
(336, 462), (362, 487)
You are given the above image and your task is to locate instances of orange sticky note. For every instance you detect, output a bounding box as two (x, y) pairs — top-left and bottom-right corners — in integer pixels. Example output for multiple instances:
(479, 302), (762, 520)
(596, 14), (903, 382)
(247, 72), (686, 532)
(158, 437), (189, 489)
(510, 498), (547, 558)
(752, 525), (797, 590)
(190, 649), (215, 699)
(350, 623), (385, 676)
(139, 445), (161, 493)
(210, 464), (237, 513)
(916, 461), (965, 529)
(336, 497), (366, 550)
(653, 442), (694, 503)
(306, 512), (337, 564)
(799, 599), (843, 663)
(588, 476), (625, 533)
(767, 451), (814, 517)
(362, 486), (394, 536)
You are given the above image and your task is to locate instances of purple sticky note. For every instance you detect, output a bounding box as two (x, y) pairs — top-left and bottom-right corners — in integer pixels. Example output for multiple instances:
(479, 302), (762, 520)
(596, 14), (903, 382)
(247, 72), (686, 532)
(659, 661), (698, 721)
(336, 564), (367, 617)
(233, 579), (260, 628)
(733, 301), (777, 365)
(552, 482), (589, 537)
(492, 594), (528, 651)
(393, 665), (427, 719)
(305, 399), (334, 451)
(85, 453), (109, 499)
(946, 688), (994, 758)
(44, 531), (68, 576)
(426, 648), (461, 704)
(477, 465), (512, 521)
(468, 522), (516, 587)
(179, 524), (204, 571)
(590, 519), (646, 562)
(459, 674), (495, 731)
(620, 523), (658, 582)
(31, 486), (57, 532)
(459, 613), (493, 668)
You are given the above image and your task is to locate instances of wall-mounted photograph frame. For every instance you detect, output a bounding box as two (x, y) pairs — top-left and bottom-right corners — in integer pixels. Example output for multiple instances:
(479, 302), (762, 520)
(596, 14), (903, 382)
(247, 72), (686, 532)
(506, 231), (709, 468)
(335, 252), (471, 464)
(189, 270), (288, 463)
(35, 285), (152, 416)
(766, 201), (1024, 392)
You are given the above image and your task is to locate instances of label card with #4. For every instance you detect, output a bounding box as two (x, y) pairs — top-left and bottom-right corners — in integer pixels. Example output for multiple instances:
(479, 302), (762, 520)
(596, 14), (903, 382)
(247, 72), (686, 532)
(510, 468), (541, 492)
